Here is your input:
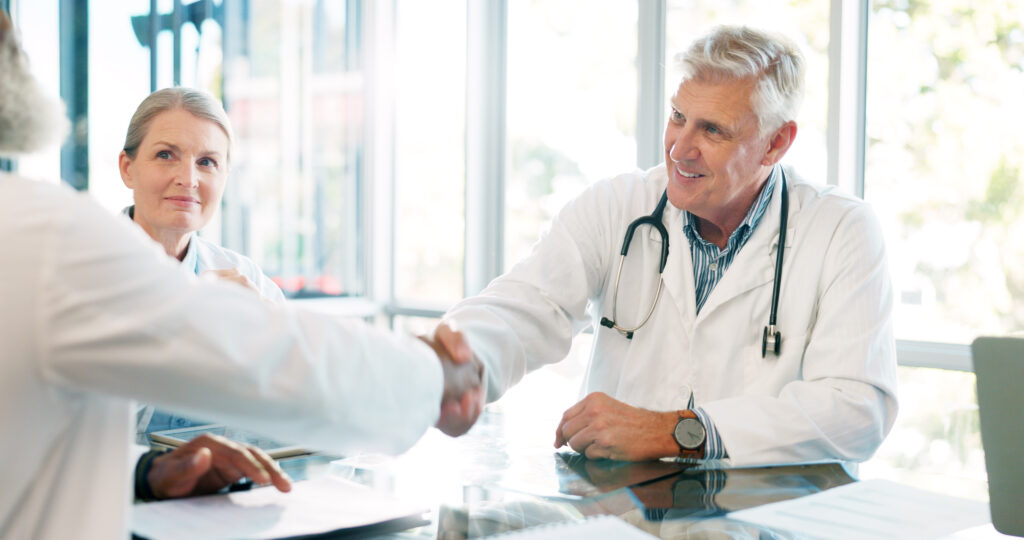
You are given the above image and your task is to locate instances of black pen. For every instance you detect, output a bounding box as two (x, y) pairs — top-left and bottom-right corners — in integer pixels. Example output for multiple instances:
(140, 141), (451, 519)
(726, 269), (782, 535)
(227, 477), (254, 492)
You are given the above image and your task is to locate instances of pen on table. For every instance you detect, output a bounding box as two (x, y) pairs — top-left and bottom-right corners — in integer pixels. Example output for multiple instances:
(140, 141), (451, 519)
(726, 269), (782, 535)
(227, 477), (254, 492)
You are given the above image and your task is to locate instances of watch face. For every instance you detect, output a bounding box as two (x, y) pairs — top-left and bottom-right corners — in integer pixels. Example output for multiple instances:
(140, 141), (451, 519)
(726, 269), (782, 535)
(673, 417), (706, 450)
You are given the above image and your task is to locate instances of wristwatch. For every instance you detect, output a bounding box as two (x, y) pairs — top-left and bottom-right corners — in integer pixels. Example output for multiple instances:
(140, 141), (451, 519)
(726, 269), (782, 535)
(672, 411), (706, 458)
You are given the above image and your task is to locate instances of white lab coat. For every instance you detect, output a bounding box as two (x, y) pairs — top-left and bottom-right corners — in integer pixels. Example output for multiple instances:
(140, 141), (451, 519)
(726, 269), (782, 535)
(446, 164), (898, 467)
(0, 173), (444, 540)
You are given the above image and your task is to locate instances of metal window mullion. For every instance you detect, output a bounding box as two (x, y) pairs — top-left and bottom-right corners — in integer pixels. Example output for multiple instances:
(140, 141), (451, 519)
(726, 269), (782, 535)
(280, 3), (301, 279)
(826, 0), (868, 197)
(896, 340), (973, 372)
(365, 0), (397, 325)
(300, 6), (315, 283)
(637, 0), (666, 170)
(344, 0), (364, 296)
(58, 0), (87, 191)
(149, 0), (158, 91)
(172, 0), (182, 85)
(463, 0), (507, 298)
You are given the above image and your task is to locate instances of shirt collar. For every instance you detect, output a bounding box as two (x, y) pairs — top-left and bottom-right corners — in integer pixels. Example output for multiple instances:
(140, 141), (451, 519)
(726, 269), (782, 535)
(681, 166), (779, 249)
(121, 204), (199, 274)
(180, 234), (200, 275)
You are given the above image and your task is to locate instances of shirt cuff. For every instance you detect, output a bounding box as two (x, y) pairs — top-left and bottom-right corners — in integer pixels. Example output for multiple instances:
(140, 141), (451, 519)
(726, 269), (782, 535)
(693, 407), (728, 460)
(134, 448), (172, 502)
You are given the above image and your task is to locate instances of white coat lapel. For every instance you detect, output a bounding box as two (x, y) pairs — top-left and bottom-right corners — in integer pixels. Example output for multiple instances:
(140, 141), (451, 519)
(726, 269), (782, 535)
(695, 173), (794, 323)
(656, 205), (698, 328)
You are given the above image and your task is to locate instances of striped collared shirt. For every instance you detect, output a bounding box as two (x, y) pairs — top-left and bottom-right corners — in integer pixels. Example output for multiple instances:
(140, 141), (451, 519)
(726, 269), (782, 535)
(684, 166), (779, 460)
(682, 167), (778, 314)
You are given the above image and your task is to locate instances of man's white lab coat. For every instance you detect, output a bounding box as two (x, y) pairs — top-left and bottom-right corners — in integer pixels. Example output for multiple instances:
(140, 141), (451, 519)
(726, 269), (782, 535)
(446, 164), (898, 467)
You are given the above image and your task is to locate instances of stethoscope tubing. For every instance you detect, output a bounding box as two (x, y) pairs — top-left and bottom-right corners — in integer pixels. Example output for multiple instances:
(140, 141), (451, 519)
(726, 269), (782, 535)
(601, 167), (789, 356)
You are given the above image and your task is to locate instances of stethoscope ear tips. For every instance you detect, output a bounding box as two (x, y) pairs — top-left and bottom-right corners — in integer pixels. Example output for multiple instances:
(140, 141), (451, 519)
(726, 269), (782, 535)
(762, 326), (782, 358)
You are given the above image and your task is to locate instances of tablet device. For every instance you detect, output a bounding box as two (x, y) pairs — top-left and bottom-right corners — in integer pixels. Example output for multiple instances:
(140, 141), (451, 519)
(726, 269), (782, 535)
(148, 424), (310, 459)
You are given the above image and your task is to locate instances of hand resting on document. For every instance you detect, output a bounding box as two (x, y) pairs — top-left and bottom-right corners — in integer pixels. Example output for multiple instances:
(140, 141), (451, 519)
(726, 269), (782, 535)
(148, 433), (293, 499)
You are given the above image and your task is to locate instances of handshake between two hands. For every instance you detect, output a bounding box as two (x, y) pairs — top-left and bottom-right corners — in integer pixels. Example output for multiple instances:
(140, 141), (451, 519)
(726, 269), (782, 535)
(417, 322), (486, 438)
(145, 322), (485, 502)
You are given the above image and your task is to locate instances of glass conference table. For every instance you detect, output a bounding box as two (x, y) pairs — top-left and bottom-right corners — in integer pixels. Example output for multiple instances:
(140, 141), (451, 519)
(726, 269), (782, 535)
(267, 408), (856, 539)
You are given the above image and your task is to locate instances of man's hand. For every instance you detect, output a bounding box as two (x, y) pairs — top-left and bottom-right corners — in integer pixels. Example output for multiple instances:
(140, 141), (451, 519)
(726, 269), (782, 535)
(201, 268), (260, 295)
(146, 433), (292, 499)
(554, 392), (678, 461)
(419, 321), (485, 437)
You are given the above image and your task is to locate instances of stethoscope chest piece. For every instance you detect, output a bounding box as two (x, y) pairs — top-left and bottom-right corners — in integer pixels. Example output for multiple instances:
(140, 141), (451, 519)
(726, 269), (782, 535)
(762, 325), (782, 357)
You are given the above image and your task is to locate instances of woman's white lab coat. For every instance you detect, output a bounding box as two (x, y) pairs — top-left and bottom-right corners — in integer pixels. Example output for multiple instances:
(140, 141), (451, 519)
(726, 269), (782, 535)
(446, 164), (898, 467)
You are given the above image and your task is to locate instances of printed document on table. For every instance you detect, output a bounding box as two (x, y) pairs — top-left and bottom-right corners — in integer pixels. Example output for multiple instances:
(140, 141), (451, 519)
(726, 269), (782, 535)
(727, 479), (990, 540)
(132, 476), (427, 540)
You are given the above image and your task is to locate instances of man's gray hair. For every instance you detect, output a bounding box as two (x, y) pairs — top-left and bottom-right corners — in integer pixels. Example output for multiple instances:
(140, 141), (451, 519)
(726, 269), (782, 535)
(123, 87), (233, 163)
(0, 10), (69, 157)
(675, 25), (805, 138)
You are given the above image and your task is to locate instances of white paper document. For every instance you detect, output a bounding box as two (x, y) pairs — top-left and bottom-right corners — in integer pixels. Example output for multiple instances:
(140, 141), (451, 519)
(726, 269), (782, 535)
(132, 476), (427, 540)
(727, 479), (991, 540)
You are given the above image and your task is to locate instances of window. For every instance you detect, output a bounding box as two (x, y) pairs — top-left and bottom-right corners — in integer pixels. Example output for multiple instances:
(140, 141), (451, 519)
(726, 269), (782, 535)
(504, 0), (639, 269)
(391, 0), (467, 306)
(865, 0), (1024, 344)
(10, 0), (369, 299)
(221, 1), (368, 298)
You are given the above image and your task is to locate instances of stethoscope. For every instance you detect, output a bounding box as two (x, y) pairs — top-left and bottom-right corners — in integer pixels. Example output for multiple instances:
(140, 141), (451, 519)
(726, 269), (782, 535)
(599, 168), (789, 358)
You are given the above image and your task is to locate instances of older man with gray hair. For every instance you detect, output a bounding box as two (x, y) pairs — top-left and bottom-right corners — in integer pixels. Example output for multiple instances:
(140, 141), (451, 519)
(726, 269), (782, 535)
(0, 10), (481, 539)
(428, 25), (898, 466)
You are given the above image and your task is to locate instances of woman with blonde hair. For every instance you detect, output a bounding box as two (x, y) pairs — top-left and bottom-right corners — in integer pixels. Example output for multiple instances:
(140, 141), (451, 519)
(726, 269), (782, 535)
(119, 87), (283, 302)
(118, 87), (287, 435)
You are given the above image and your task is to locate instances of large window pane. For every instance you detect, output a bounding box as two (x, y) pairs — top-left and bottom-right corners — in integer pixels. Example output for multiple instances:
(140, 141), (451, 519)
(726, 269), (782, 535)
(223, 0), (366, 297)
(865, 1), (1024, 343)
(392, 0), (467, 305)
(504, 0), (638, 269)
(665, 1), (831, 184)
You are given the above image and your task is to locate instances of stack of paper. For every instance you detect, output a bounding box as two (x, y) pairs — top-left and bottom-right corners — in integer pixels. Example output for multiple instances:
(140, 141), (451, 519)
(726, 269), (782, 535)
(727, 479), (991, 540)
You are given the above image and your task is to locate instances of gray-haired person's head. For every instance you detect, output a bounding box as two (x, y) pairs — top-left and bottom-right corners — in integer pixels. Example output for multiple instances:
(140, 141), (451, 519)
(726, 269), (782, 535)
(675, 25), (805, 138)
(122, 87), (233, 165)
(0, 9), (69, 157)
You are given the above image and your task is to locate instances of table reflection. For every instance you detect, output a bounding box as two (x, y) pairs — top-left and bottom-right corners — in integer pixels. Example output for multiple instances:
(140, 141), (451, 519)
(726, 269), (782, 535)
(629, 462), (855, 519)
(279, 409), (858, 539)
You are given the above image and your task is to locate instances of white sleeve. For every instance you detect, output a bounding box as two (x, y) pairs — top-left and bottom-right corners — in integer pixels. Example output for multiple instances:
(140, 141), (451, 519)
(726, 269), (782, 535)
(445, 179), (626, 401)
(703, 202), (899, 465)
(36, 193), (443, 456)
